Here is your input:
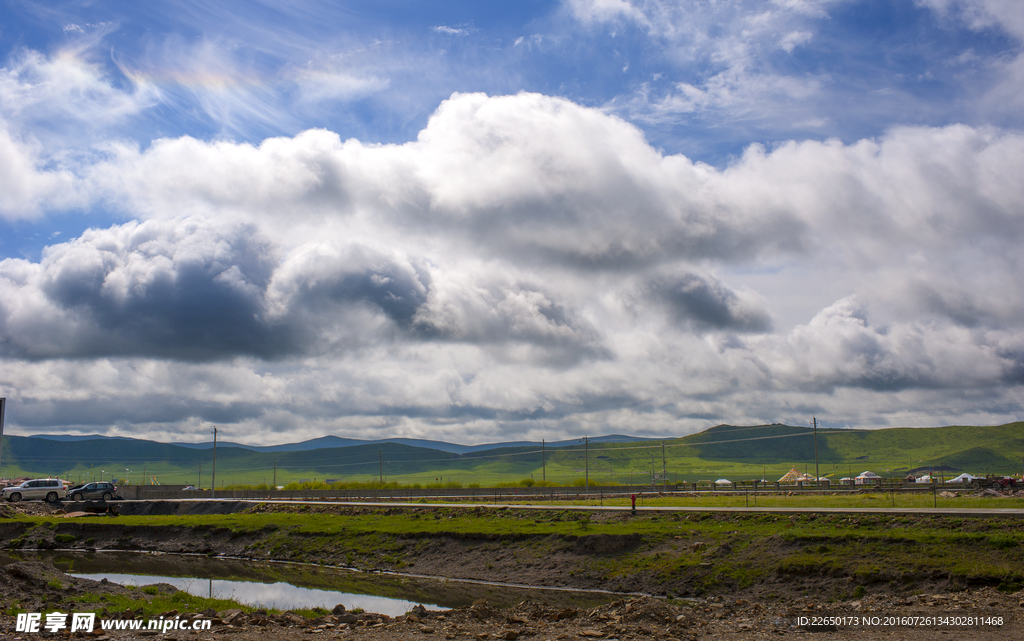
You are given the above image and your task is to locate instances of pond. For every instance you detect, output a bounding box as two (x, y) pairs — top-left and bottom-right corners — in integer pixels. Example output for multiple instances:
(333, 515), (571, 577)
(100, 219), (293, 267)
(1, 551), (620, 616)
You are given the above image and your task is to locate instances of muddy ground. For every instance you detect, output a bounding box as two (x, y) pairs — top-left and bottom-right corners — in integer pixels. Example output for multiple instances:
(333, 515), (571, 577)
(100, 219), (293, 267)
(1, 501), (1024, 639)
(0, 561), (1020, 640)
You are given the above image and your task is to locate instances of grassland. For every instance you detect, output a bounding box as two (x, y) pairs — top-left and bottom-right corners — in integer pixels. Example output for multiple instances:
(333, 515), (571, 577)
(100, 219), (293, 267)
(4, 501), (1024, 599)
(4, 421), (1023, 488)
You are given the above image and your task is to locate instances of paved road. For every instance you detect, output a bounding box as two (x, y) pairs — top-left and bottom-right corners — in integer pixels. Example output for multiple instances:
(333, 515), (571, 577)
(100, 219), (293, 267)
(115, 498), (1024, 518)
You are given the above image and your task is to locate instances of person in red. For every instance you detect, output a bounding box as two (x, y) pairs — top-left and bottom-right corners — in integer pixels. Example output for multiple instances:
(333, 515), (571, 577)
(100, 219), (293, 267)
(630, 493), (636, 515)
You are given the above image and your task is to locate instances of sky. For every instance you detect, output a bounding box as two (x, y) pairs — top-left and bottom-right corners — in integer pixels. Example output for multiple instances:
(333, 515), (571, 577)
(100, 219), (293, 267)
(0, 0), (1023, 446)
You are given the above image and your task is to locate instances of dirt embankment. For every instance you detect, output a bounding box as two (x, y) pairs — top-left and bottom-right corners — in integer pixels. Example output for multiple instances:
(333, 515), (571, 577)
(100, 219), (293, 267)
(0, 560), (1022, 641)
(3, 501), (1024, 603)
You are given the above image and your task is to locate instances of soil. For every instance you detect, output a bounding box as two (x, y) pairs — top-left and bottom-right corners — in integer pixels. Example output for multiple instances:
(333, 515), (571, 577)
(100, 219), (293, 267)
(1, 501), (1024, 639)
(0, 561), (1020, 640)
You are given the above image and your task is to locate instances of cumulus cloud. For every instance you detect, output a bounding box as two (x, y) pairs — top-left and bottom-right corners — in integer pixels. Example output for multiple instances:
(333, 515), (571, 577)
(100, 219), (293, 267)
(0, 123), (82, 219)
(0, 219), (286, 360)
(751, 296), (1024, 392)
(2, 91), (1024, 441)
(647, 272), (772, 333)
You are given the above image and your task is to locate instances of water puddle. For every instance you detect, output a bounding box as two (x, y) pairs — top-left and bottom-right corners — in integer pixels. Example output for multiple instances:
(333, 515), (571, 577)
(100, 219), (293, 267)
(2, 551), (618, 615)
(69, 571), (432, 616)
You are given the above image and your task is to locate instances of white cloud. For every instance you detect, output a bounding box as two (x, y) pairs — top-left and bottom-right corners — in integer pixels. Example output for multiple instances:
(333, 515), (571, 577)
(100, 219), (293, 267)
(0, 48), (158, 136)
(432, 26), (470, 36)
(2, 92), (1024, 441)
(779, 30), (813, 52)
(0, 122), (83, 220)
(916, 0), (1024, 40)
(292, 66), (388, 103)
(562, 1), (846, 126)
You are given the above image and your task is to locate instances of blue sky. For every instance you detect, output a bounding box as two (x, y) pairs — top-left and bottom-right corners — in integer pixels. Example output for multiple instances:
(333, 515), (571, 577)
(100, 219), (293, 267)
(1, 0), (1023, 445)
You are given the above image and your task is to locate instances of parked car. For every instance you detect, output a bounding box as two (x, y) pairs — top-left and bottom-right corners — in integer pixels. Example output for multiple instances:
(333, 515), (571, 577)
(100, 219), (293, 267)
(67, 482), (119, 501)
(2, 478), (68, 502)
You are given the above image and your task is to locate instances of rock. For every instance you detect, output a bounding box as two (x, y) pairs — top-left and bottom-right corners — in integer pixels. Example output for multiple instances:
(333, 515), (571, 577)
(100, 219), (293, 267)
(332, 604), (347, 615)
(500, 631), (520, 640)
(418, 625), (435, 633)
(410, 604), (429, 616)
(218, 609), (243, 624)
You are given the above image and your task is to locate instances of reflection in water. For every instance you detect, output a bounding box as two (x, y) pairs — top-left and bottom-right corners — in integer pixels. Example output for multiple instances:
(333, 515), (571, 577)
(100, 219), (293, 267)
(69, 572), (436, 616)
(2, 552), (619, 615)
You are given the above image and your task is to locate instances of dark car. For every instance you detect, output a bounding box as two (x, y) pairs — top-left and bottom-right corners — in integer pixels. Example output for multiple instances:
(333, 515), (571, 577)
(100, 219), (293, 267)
(67, 482), (119, 501)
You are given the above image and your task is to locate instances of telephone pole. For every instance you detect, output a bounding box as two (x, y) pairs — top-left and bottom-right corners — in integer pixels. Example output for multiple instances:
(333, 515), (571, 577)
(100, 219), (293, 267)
(211, 426), (218, 499)
(273, 460), (277, 488)
(662, 441), (667, 490)
(542, 439), (546, 482)
(813, 417), (820, 487)
(378, 450), (383, 484)
(0, 398), (6, 477)
(584, 436), (589, 492)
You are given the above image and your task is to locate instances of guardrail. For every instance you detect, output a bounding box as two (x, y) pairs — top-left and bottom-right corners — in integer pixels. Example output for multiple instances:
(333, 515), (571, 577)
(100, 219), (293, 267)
(116, 479), (986, 501)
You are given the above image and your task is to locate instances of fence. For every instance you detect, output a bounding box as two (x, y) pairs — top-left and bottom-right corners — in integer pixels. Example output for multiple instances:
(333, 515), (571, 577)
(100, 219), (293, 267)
(116, 478), (984, 501)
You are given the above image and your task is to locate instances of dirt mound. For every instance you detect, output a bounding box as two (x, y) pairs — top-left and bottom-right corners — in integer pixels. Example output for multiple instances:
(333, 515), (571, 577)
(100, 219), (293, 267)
(0, 561), (148, 612)
(0, 501), (66, 517)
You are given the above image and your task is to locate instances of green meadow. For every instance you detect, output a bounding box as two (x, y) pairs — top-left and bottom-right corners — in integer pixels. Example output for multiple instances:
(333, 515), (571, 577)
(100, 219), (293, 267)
(2, 422), (1022, 488)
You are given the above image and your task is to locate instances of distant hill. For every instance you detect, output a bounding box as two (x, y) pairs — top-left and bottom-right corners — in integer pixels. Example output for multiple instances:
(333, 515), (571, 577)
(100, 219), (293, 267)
(30, 433), (657, 454)
(6, 423), (1021, 483)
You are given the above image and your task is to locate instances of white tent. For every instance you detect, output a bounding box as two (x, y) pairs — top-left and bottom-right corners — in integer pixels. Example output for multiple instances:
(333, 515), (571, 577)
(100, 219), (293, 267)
(714, 478), (732, 485)
(947, 473), (979, 483)
(855, 471), (880, 485)
(915, 475), (931, 483)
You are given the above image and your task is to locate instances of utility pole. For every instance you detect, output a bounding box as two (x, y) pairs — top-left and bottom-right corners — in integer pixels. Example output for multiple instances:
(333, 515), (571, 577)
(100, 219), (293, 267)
(542, 439), (546, 482)
(584, 436), (589, 493)
(662, 441), (667, 491)
(211, 426), (217, 499)
(273, 460), (276, 488)
(651, 452), (655, 490)
(0, 398), (5, 478)
(378, 450), (383, 484)
(813, 417), (820, 488)
(198, 463), (201, 490)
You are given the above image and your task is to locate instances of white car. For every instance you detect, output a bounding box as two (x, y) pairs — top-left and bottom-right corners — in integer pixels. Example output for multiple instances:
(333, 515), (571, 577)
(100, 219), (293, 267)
(2, 478), (68, 503)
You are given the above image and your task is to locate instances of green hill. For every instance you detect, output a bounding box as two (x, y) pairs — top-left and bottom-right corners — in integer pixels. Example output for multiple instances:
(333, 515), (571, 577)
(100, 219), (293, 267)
(1, 422), (1021, 486)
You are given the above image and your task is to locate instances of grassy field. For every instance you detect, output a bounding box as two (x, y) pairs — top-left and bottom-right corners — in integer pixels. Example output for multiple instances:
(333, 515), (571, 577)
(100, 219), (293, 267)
(495, 492), (1024, 511)
(5, 503), (1024, 599)
(4, 422), (1023, 488)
